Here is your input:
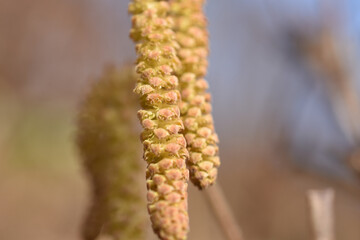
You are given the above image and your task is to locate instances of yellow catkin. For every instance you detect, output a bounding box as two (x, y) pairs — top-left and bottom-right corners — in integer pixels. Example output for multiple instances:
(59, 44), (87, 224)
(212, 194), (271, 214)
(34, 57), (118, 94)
(129, 1), (190, 239)
(77, 67), (146, 240)
(170, 0), (220, 189)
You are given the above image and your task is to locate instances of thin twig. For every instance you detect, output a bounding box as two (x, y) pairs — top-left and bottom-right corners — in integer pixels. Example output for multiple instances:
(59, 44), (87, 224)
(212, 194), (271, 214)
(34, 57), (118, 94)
(299, 27), (360, 173)
(300, 28), (360, 144)
(307, 188), (335, 240)
(204, 184), (245, 240)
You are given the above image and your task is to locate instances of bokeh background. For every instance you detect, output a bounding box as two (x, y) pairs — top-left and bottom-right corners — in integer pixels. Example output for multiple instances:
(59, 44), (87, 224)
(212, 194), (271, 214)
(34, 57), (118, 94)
(1, 0), (360, 239)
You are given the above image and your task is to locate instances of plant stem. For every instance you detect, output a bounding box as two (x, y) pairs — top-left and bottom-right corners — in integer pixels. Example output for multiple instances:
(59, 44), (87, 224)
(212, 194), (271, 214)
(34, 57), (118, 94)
(204, 184), (245, 240)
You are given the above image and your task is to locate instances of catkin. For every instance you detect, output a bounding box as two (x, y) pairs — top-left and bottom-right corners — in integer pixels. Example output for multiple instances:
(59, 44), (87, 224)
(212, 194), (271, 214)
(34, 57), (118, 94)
(77, 67), (145, 240)
(129, 1), (190, 239)
(170, 0), (220, 189)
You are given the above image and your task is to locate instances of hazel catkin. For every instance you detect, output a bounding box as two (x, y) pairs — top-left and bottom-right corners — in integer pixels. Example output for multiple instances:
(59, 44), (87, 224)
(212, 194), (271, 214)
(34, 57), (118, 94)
(170, 0), (220, 189)
(77, 67), (146, 240)
(129, 1), (190, 239)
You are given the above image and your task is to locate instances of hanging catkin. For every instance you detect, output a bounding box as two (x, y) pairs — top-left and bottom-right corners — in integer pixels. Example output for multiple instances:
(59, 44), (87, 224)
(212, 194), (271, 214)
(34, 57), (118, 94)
(77, 67), (146, 240)
(170, 0), (220, 189)
(129, 1), (190, 239)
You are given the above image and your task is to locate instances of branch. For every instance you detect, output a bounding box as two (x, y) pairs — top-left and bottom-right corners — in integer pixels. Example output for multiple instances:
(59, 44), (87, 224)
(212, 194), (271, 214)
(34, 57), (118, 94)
(204, 184), (245, 240)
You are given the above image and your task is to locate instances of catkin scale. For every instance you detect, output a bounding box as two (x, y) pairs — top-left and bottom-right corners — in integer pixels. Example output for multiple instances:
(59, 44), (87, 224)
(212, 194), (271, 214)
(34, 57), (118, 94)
(129, 1), (190, 239)
(170, 0), (220, 189)
(77, 67), (146, 240)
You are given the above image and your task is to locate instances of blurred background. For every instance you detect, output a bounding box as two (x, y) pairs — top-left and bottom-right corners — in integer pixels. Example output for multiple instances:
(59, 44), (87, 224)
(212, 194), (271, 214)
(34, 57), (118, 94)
(1, 0), (360, 239)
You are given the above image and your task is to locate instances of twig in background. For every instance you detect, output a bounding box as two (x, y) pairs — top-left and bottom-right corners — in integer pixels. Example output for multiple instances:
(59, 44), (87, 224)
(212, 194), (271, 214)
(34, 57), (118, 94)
(298, 27), (360, 174)
(204, 184), (245, 240)
(307, 188), (335, 240)
(299, 28), (360, 144)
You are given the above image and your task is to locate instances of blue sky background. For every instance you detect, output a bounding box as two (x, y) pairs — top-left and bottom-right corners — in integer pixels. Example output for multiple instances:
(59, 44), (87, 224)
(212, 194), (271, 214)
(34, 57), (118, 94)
(203, 0), (360, 182)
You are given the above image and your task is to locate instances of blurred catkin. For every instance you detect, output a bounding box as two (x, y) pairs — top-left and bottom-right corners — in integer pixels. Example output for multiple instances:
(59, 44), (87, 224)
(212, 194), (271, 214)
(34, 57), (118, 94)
(76, 67), (146, 240)
(129, 0), (190, 239)
(170, 0), (220, 189)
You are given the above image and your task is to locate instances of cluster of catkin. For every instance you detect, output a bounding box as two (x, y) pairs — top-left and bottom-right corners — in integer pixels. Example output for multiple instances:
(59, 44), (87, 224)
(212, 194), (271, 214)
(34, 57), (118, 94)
(77, 67), (146, 240)
(129, 0), (220, 239)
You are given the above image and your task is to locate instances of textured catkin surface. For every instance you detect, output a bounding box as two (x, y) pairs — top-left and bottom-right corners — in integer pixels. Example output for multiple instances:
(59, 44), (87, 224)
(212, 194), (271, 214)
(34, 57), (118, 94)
(129, 1), (190, 239)
(170, 0), (220, 189)
(76, 67), (146, 240)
